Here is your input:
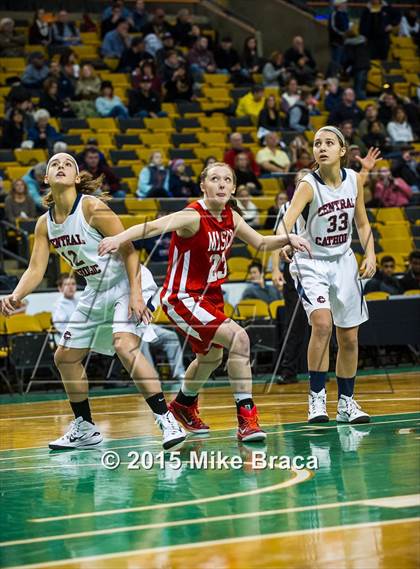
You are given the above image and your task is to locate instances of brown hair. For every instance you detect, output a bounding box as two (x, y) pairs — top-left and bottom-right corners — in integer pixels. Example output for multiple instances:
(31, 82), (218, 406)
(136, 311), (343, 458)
(42, 170), (108, 208)
(313, 127), (348, 169)
(11, 178), (28, 197)
(199, 161), (242, 216)
(56, 272), (76, 287)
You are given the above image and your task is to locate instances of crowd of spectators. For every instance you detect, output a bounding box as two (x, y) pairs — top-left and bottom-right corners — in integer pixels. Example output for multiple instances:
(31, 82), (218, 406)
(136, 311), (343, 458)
(0, 2), (419, 274)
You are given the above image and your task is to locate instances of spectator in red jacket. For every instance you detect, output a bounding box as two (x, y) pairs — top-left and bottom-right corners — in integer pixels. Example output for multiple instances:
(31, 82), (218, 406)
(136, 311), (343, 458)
(223, 132), (259, 176)
(374, 166), (412, 207)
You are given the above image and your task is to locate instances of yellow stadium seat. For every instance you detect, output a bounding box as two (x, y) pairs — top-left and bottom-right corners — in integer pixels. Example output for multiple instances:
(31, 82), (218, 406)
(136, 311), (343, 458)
(144, 117), (173, 132)
(6, 166), (28, 180)
(379, 238), (412, 253)
(198, 116), (229, 133)
(122, 178), (138, 193)
(6, 315), (43, 334)
(403, 289), (420, 296)
(235, 299), (270, 320)
(72, 45), (98, 59)
(370, 208), (406, 223)
(161, 102), (177, 116)
(153, 306), (171, 324)
(203, 74), (230, 85)
(376, 223), (412, 240)
(0, 57), (25, 72)
(194, 147), (224, 161)
(34, 312), (52, 331)
(227, 257), (250, 280)
(87, 118), (118, 133)
(269, 299), (285, 319)
(103, 57), (119, 70)
(259, 178), (281, 195)
(310, 115), (328, 130)
(247, 246), (271, 266)
(253, 197), (277, 211)
(104, 73), (130, 87)
(141, 133), (170, 147)
(364, 292), (390, 301)
(197, 132), (226, 147)
(80, 32), (100, 45)
(125, 197), (158, 215)
(223, 302), (235, 318)
(14, 149), (47, 165)
(80, 132), (114, 146)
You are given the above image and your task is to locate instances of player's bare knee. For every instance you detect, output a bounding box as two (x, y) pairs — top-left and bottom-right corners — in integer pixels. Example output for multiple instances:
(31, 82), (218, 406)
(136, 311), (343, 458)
(338, 332), (358, 352)
(54, 347), (83, 368)
(312, 317), (332, 339)
(230, 328), (250, 357)
(114, 334), (139, 359)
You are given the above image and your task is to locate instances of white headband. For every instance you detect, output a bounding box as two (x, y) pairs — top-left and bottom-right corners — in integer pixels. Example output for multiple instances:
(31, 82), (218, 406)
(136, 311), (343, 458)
(46, 153), (80, 176)
(317, 126), (346, 146)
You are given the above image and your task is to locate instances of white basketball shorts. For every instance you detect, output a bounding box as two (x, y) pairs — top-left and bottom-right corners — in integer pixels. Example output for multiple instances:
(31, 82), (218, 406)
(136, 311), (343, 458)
(289, 249), (369, 328)
(58, 265), (158, 355)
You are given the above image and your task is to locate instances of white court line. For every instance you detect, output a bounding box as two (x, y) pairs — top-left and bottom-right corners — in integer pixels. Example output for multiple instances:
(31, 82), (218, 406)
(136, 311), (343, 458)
(1, 398), (419, 422)
(3, 490), (419, 549)
(29, 469), (311, 524)
(0, 415), (419, 460)
(5, 517), (420, 569)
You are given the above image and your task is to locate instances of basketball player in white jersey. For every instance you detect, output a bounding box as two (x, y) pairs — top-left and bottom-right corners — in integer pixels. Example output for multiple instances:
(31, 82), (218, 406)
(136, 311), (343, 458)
(276, 128), (381, 424)
(0, 153), (186, 450)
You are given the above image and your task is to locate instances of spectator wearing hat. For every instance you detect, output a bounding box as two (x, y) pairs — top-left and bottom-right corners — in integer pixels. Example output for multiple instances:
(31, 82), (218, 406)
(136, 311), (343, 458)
(236, 85), (265, 123)
(169, 160), (199, 197)
(117, 36), (153, 72)
(101, 18), (131, 58)
(27, 109), (61, 151)
(328, 0), (351, 76)
(132, 0), (150, 33)
(128, 75), (165, 117)
(156, 32), (184, 68)
(137, 151), (170, 198)
(0, 17), (25, 57)
(95, 81), (129, 118)
(187, 36), (216, 82)
(142, 8), (172, 37)
(164, 64), (193, 102)
(173, 9), (193, 47)
(214, 36), (246, 81)
(51, 10), (81, 47)
(343, 29), (371, 100)
(21, 52), (50, 90)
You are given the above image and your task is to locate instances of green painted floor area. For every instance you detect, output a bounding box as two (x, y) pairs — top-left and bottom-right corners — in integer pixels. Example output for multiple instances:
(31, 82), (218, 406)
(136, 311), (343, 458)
(0, 413), (419, 568)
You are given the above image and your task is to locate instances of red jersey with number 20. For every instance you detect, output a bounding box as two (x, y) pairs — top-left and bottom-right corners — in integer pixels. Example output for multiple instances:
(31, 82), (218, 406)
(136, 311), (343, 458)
(160, 199), (235, 354)
(161, 199), (235, 300)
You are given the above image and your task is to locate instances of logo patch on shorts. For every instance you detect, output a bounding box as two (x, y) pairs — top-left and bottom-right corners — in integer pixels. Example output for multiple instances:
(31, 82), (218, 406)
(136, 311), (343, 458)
(317, 296), (326, 304)
(63, 331), (72, 340)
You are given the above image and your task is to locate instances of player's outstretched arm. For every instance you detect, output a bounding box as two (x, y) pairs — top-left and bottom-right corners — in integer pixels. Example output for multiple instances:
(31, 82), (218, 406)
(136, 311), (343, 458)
(0, 216), (50, 316)
(233, 211), (311, 255)
(85, 197), (151, 323)
(98, 209), (200, 256)
(354, 174), (376, 279)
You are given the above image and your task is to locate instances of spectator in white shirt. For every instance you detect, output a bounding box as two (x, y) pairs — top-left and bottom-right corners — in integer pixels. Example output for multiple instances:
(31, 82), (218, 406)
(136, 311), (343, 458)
(387, 106), (414, 144)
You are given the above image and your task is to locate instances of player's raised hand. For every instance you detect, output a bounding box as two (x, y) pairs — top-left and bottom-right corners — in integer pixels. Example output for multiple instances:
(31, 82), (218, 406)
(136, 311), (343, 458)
(0, 294), (20, 317)
(129, 291), (153, 325)
(98, 235), (122, 256)
(355, 147), (381, 172)
(359, 254), (377, 279)
(289, 234), (312, 256)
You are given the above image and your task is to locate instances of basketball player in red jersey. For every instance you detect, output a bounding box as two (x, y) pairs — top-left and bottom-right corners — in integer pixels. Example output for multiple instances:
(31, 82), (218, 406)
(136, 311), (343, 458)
(99, 162), (311, 442)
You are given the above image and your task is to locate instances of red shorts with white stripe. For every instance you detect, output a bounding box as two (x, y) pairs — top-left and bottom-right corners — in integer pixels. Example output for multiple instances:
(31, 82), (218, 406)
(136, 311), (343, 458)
(161, 290), (228, 354)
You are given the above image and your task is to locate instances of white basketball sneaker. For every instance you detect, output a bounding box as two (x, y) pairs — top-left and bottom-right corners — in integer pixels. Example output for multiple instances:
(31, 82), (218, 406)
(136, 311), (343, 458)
(49, 416), (103, 450)
(336, 395), (370, 424)
(154, 410), (186, 450)
(308, 388), (329, 423)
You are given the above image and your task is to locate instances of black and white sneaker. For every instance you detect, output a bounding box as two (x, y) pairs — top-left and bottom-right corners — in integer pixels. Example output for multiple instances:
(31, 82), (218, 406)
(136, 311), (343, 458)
(337, 395), (370, 424)
(49, 417), (103, 450)
(154, 410), (186, 450)
(308, 389), (329, 423)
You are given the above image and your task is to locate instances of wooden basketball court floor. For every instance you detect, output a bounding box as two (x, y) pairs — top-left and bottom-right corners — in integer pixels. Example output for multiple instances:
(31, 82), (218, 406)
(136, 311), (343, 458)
(0, 371), (419, 568)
